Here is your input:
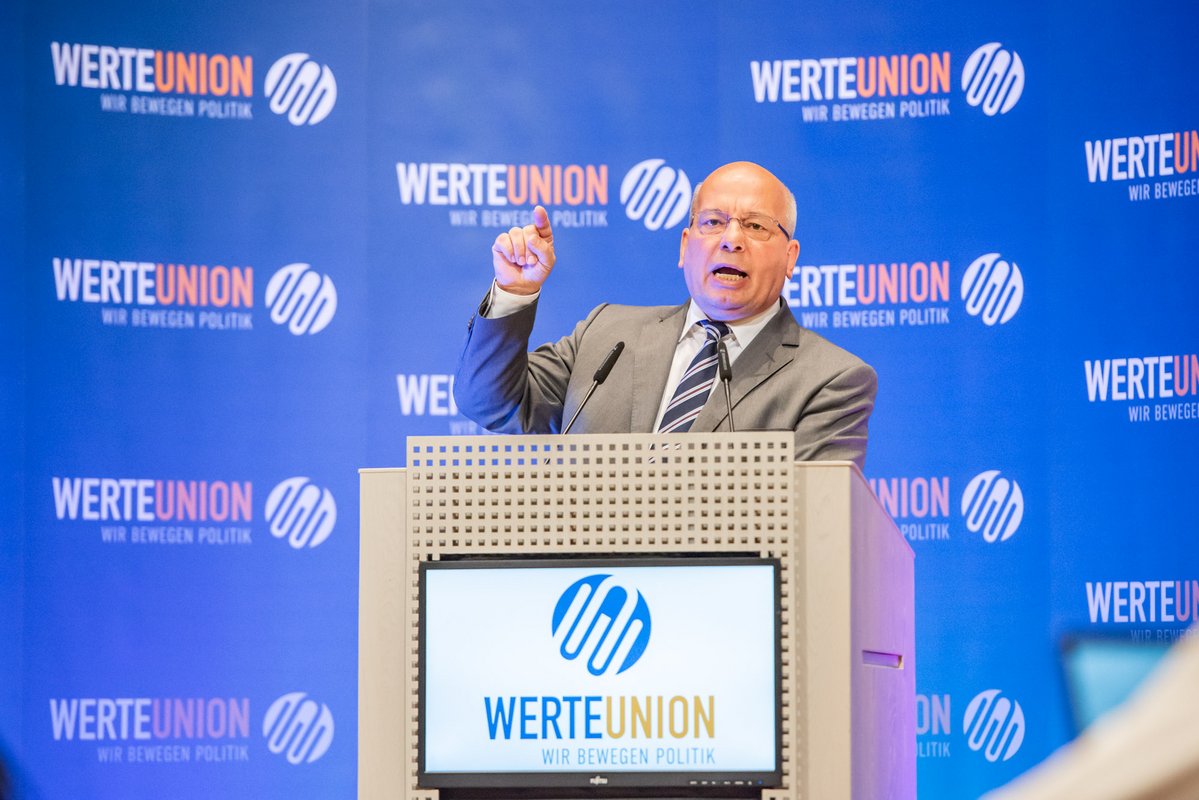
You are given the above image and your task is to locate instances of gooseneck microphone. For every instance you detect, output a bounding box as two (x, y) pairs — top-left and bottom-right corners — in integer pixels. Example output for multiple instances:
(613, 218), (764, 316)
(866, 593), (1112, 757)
(716, 337), (736, 433)
(561, 341), (625, 435)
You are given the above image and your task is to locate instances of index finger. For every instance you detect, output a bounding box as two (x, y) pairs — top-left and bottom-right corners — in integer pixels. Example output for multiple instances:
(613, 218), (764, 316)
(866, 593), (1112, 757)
(532, 205), (552, 239)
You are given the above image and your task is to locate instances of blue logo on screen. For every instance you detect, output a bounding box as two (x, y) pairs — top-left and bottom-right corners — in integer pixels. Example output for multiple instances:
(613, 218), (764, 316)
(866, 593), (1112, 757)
(551, 575), (651, 676)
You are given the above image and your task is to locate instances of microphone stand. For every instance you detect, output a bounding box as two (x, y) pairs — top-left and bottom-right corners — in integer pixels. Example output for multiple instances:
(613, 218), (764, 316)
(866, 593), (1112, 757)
(561, 341), (625, 436)
(717, 337), (735, 433)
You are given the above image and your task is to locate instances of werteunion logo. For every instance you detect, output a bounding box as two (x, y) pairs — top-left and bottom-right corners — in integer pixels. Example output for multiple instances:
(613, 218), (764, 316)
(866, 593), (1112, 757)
(962, 43), (1024, 116)
(50, 42), (253, 97)
(51, 476), (254, 546)
(869, 475), (952, 543)
(265, 263), (337, 335)
(1086, 579), (1199, 624)
(620, 159), (690, 231)
(1083, 129), (1199, 202)
(1083, 353), (1199, 423)
(552, 575), (651, 676)
(961, 252), (1023, 325)
(265, 53), (337, 126)
(963, 689), (1025, 762)
(961, 470), (1024, 543)
(262, 692), (334, 764)
(783, 257), (952, 330)
(748, 49), (952, 121)
(265, 478), (337, 549)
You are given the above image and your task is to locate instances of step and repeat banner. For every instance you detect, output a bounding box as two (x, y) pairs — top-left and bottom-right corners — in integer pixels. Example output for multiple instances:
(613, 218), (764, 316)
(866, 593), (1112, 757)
(1, 0), (28, 790)
(6, 0), (1198, 798)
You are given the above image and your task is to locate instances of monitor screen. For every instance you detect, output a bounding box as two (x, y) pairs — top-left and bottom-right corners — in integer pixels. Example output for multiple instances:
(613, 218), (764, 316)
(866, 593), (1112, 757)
(1061, 635), (1172, 733)
(418, 557), (782, 791)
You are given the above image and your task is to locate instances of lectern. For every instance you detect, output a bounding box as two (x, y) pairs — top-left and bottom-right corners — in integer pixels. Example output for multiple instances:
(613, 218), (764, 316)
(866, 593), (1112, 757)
(359, 433), (913, 800)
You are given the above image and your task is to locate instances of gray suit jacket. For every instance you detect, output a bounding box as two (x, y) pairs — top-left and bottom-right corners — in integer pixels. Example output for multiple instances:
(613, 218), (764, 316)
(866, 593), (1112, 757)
(454, 296), (877, 468)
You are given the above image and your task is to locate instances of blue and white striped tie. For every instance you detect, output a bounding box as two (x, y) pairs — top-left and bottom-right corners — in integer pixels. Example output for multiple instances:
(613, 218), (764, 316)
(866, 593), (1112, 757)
(657, 320), (730, 434)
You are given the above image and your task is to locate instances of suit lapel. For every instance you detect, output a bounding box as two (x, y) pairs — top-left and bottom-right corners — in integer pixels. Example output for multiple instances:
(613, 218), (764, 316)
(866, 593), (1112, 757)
(631, 303), (689, 432)
(693, 305), (801, 432)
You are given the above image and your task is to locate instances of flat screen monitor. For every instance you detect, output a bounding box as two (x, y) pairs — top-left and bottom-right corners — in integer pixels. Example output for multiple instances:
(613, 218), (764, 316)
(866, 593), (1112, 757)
(418, 556), (782, 795)
(1061, 635), (1172, 733)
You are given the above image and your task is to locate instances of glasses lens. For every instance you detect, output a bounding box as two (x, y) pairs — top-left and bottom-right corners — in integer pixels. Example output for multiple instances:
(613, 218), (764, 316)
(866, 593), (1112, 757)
(696, 210), (727, 235)
(740, 214), (775, 241)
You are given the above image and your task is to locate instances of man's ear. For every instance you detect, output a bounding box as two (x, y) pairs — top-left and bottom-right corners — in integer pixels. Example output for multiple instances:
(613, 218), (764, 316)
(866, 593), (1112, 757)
(678, 227), (689, 268)
(785, 238), (800, 277)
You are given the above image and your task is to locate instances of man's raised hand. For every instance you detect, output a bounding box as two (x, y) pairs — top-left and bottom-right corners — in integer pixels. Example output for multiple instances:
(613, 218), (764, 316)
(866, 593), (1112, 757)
(491, 205), (555, 296)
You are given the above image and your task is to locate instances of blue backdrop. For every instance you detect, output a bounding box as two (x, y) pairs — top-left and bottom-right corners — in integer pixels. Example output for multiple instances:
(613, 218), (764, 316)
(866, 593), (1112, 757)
(2, 0), (29, 790)
(4, 0), (1198, 797)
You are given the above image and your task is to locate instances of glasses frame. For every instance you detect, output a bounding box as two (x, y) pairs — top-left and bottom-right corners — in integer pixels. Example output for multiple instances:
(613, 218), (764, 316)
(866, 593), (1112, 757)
(692, 208), (791, 241)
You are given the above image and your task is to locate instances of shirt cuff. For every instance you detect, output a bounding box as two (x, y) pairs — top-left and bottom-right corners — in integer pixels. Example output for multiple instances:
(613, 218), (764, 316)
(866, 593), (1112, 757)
(484, 281), (540, 318)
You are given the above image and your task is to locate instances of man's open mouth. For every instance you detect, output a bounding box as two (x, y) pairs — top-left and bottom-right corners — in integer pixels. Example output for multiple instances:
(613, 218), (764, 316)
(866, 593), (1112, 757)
(713, 266), (747, 279)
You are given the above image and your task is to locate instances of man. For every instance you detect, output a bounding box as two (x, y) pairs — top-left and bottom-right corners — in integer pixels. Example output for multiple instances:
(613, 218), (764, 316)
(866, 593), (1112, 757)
(453, 161), (877, 467)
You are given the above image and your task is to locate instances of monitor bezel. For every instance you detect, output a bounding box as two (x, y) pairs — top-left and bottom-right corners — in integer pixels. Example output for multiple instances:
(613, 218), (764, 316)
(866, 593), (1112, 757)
(416, 554), (784, 794)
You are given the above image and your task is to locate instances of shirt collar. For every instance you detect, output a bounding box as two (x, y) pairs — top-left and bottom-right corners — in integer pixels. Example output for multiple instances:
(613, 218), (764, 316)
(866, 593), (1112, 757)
(679, 299), (782, 346)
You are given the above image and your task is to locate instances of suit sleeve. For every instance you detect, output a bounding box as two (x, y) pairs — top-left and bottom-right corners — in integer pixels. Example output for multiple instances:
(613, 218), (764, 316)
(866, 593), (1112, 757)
(453, 295), (606, 434)
(792, 361), (878, 469)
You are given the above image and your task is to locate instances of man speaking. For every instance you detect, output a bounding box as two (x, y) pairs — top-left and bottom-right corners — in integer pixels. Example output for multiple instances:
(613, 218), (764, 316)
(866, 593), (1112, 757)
(453, 161), (877, 468)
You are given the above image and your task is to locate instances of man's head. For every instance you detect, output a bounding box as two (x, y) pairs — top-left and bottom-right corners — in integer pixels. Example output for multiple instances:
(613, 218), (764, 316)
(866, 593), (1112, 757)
(678, 161), (800, 322)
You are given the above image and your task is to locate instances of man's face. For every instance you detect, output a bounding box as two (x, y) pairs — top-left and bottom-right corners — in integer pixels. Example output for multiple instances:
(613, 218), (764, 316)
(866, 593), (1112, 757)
(677, 164), (800, 322)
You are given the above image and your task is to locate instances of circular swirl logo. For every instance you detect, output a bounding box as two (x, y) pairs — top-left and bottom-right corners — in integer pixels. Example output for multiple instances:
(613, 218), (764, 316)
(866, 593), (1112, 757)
(962, 43), (1025, 116)
(263, 692), (335, 764)
(961, 470), (1024, 543)
(964, 689), (1025, 762)
(552, 574), (652, 676)
(265, 53), (337, 126)
(265, 263), (338, 335)
(265, 477), (337, 549)
(620, 159), (691, 231)
(961, 252), (1023, 326)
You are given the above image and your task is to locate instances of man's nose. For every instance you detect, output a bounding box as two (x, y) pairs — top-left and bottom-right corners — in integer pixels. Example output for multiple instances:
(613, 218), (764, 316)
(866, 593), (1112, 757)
(720, 219), (746, 250)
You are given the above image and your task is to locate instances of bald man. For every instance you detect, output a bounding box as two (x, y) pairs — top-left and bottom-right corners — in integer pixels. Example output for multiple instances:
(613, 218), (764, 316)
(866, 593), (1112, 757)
(453, 161), (877, 468)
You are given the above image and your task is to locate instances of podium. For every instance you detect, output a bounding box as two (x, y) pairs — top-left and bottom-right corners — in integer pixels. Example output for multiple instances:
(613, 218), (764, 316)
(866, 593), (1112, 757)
(359, 433), (914, 800)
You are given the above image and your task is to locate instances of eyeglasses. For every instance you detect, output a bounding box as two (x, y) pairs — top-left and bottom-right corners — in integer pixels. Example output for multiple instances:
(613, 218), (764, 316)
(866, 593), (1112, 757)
(693, 209), (790, 241)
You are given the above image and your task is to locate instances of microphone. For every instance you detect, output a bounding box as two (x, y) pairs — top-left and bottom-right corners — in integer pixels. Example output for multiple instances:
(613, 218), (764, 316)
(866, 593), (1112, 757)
(716, 337), (736, 433)
(561, 341), (625, 435)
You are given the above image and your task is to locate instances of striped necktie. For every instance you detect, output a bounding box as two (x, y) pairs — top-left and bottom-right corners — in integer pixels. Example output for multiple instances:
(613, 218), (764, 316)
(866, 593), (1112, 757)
(657, 319), (730, 433)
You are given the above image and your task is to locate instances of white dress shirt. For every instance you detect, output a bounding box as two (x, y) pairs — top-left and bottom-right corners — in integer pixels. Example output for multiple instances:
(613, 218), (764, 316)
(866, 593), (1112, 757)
(484, 282), (779, 430)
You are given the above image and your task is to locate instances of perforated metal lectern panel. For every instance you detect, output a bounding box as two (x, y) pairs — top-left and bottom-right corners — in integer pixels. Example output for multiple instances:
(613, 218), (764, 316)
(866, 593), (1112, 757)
(402, 433), (802, 800)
